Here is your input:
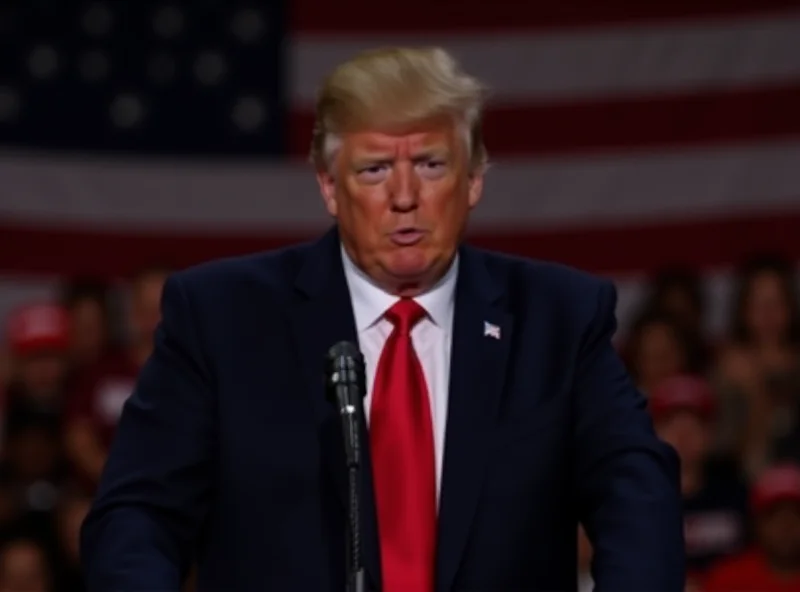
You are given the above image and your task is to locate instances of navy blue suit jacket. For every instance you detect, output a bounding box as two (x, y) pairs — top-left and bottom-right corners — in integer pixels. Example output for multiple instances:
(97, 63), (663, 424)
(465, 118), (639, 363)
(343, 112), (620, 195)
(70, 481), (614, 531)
(81, 227), (685, 591)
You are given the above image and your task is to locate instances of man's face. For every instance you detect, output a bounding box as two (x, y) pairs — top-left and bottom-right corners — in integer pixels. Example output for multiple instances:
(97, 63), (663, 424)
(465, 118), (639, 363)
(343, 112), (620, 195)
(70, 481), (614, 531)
(317, 118), (483, 295)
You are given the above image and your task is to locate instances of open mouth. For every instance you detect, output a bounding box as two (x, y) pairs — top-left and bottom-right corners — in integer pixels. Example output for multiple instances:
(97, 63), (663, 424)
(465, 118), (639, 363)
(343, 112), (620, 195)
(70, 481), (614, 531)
(390, 228), (425, 246)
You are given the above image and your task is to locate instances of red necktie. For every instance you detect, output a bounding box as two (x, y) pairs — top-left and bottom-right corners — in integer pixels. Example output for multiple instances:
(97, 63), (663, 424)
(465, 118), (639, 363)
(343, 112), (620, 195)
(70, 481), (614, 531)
(370, 298), (436, 592)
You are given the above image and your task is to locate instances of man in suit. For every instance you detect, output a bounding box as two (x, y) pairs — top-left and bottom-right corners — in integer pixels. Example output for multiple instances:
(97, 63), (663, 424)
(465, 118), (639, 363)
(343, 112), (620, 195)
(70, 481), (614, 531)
(81, 46), (685, 591)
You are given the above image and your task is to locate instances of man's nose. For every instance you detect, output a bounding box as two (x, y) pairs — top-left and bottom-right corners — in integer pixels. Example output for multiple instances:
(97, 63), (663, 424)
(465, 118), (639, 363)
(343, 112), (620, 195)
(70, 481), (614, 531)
(388, 163), (420, 212)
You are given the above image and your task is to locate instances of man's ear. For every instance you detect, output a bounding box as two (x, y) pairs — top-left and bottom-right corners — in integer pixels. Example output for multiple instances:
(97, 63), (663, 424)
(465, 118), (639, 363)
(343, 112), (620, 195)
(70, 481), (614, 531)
(467, 167), (485, 209)
(316, 169), (337, 217)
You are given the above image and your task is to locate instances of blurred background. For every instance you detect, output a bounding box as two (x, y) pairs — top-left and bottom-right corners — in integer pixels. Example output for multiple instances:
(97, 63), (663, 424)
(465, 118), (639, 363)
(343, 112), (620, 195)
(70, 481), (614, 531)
(1, 1), (799, 591)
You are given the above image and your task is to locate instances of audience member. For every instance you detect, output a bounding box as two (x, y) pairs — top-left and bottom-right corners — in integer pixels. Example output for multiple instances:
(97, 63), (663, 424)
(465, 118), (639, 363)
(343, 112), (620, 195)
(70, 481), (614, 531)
(2, 304), (70, 464)
(53, 490), (89, 592)
(58, 279), (114, 374)
(704, 463), (800, 591)
(64, 267), (168, 490)
(577, 525), (593, 592)
(649, 375), (750, 583)
(646, 267), (706, 334)
(643, 266), (711, 373)
(0, 352), (10, 401)
(626, 309), (693, 395)
(0, 536), (52, 592)
(3, 304), (70, 416)
(716, 255), (800, 477)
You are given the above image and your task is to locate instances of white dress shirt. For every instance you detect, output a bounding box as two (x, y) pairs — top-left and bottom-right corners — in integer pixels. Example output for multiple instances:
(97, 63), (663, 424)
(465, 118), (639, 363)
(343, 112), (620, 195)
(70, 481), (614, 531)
(341, 246), (458, 501)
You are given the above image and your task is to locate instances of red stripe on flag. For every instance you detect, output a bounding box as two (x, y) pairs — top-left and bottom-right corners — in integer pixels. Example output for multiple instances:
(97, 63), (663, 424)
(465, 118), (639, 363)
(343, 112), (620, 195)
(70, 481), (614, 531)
(1, 210), (798, 278)
(289, 85), (800, 158)
(291, 1), (800, 33)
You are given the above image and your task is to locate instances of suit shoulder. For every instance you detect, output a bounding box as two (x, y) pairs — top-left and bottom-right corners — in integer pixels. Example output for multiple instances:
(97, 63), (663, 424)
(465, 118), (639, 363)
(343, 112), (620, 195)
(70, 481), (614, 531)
(475, 247), (611, 301)
(168, 241), (315, 300)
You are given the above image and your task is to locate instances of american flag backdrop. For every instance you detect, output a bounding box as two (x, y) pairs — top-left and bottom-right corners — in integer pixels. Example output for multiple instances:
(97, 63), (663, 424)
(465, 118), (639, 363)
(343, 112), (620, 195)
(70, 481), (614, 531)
(1, 0), (799, 335)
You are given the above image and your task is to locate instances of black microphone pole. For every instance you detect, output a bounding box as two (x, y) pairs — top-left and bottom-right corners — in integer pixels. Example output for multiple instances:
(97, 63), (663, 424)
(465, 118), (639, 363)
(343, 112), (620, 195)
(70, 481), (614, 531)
(325, 341), (367, 592)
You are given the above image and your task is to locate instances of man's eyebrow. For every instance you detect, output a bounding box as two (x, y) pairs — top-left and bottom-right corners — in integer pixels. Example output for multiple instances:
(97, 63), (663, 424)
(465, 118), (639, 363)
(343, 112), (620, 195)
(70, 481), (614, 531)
(351, 155), (394, 168)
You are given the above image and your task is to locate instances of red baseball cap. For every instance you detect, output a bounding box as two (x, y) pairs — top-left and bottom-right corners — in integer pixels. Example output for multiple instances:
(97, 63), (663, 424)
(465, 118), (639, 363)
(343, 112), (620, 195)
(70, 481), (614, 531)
(5, 303), (70, 357)
(751, 464), (800, 513)
(648, 374), (715, 422)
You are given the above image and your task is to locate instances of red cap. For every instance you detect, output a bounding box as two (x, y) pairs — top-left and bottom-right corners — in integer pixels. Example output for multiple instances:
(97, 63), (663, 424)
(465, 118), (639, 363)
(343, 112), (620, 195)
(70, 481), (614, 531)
(649, 374), (715, 422)
(751, 464), (800, 512)
(6, 303), (69, 356)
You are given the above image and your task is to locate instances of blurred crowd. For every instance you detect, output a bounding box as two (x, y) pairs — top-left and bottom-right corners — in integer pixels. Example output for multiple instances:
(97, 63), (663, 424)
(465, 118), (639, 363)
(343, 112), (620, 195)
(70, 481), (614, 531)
(0, 267), (168, 592)
(0, 252), (798, 591)
(580, 253), (800, 592)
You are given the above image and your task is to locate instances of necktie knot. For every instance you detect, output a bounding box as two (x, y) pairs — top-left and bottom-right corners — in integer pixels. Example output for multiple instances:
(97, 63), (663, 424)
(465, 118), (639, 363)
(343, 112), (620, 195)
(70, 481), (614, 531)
(385, 299), (427, 335)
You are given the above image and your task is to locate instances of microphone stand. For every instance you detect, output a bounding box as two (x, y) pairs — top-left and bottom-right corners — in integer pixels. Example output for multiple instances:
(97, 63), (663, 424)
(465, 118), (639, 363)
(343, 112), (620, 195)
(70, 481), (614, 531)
(326, 343), (367, 592)
(341, 403), (365, 592)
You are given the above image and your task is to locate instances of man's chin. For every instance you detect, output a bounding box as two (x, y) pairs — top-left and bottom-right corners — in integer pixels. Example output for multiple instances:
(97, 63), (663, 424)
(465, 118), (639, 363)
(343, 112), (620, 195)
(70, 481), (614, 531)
(383, 263), (442, 297)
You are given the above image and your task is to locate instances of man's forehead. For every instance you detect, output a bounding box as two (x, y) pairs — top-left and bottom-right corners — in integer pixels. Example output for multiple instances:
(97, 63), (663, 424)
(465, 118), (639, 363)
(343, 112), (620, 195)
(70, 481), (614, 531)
(344, 126), (456, 156)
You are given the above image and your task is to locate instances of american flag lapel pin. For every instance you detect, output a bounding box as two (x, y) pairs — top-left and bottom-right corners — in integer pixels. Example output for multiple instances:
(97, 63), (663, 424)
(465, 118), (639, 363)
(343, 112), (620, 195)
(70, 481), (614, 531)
(483, 321), (501, 340)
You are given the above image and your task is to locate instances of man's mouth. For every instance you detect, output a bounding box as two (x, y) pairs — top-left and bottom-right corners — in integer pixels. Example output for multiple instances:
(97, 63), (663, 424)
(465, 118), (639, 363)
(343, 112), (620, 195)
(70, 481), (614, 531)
(390, 228), (426, 246)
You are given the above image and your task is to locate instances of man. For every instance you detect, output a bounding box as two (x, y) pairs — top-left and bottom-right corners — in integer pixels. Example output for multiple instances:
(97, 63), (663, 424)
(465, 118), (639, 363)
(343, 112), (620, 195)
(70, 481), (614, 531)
(81, 47), (685, 591)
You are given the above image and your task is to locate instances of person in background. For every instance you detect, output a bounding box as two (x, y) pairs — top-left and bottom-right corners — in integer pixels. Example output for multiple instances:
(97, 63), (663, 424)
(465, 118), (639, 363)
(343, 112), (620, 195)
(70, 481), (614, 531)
(53, 490), (89, 592)
(2, 304), (70, 431)
(645, 267), (705, 336)
(626, 309), (693, 395)
(0, 408), (68, 557)
(577, 525), (593, 592)
(64, 267), (168, 490)
(716, 255), (800, 477)
(649, 375), (750, 585)
(0, 536), (52, 592)
(643, 267), (711, 374)
(704, 463), (800, 592)
(0, 351), (11, 401)
(59, 279), (114, 375)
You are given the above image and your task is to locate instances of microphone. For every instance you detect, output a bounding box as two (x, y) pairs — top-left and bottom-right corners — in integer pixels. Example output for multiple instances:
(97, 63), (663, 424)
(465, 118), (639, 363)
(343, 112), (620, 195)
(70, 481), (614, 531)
(325, 341), (367, 468)
(324, 341), (367, 592)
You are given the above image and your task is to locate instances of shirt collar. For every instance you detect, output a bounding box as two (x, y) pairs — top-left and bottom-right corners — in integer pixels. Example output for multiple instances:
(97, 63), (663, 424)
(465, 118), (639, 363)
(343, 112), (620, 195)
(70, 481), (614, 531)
(341, 244), (458, 332)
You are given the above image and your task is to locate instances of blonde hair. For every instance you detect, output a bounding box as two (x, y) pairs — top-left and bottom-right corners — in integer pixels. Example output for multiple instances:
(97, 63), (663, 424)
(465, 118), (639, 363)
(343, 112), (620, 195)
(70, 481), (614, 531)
(310, 46), (488, 172)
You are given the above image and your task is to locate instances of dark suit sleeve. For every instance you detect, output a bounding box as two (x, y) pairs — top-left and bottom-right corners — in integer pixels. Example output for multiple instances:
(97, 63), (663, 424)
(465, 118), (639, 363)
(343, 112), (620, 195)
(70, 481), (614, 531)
(81, 274), (215, 591)
(573, 281), (685, 591)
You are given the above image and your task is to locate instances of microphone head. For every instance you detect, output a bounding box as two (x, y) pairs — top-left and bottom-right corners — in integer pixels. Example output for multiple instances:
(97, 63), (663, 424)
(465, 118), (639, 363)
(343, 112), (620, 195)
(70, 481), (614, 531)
(324, 341), (366, 402)
(326, 341), (361, 360)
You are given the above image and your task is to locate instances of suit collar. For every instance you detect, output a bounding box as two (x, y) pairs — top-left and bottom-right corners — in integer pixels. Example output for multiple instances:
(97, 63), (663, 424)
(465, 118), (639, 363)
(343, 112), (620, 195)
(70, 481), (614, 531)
(435, 243), (514, 592)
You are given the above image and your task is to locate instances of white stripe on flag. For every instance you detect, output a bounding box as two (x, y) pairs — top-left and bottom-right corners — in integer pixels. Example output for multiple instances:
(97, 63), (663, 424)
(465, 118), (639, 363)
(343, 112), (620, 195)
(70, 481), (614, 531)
(291, 11), (800, 104)
(1, 141), (799, 230)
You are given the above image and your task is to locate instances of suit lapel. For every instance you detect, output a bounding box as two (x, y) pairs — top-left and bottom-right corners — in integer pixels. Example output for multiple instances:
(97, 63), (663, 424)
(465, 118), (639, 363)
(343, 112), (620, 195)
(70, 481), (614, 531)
(288, 227), (381, 590)
(436, 246), (513, 592)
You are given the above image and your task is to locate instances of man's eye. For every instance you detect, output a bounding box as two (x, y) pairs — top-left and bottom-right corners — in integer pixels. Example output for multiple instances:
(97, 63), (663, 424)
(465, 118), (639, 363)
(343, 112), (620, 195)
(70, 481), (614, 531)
(362, 165), (386, 174)
(356, 164), (389, 182)
(417, 160), (447, 177)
